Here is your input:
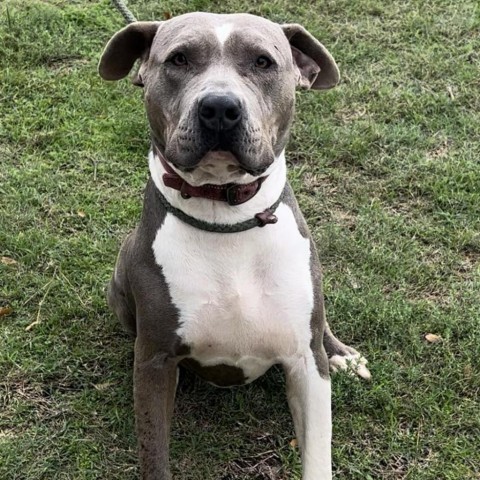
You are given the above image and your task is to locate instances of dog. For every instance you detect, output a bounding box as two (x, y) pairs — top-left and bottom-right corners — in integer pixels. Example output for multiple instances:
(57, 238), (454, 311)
(99, 12), (370, 479)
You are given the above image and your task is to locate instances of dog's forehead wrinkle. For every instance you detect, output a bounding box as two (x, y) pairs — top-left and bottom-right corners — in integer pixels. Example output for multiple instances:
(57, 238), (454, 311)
(153, 34), (216, 59)
(223, 32), (292, 66)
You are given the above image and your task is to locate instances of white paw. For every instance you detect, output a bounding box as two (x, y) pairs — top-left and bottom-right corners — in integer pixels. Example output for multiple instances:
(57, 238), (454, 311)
(329, 353), (371, 380)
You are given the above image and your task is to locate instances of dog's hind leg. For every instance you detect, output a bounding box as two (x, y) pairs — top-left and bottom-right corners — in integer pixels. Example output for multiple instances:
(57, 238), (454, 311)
(107, 231), (137, 337)
(108, 276), (136, 336)
(323, 322), (371, 380)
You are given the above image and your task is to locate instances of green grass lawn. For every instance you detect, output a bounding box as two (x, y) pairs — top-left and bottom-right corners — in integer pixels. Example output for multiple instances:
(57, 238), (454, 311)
(1, 0), (479, 478)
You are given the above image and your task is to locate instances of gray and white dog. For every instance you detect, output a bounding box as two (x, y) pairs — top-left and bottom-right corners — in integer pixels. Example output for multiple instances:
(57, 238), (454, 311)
(99, 12), (370, 480)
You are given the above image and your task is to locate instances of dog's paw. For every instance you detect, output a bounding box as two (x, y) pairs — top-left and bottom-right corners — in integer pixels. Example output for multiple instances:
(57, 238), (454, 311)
(329, 350), (371, 380)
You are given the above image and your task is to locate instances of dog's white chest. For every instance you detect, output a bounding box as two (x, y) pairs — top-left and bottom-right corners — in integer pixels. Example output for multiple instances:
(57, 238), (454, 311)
(152, 203), (314, 382)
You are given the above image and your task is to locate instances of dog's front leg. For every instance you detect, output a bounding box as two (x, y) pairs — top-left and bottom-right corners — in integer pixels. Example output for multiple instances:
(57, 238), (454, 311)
(284, 352), (332, 480)
(134, 338), (178, 480)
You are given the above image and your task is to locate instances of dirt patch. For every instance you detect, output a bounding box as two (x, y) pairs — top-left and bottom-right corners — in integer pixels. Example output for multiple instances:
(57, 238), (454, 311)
(221, 431), (288, 480)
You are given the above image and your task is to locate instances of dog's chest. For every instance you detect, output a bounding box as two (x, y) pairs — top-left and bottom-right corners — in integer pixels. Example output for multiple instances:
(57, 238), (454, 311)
(152, 203), (314, 383)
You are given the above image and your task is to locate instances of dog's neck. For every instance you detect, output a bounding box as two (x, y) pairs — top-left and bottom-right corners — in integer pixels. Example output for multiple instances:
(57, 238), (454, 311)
(149, 149), (287, 226)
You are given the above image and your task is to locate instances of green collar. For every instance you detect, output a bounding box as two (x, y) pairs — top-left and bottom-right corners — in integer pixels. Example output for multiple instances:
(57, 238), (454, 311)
(155, 185), (286, 233)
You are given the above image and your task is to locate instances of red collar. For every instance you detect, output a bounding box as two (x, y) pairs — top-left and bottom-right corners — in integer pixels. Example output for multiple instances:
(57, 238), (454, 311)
(156, 149), (268, 206)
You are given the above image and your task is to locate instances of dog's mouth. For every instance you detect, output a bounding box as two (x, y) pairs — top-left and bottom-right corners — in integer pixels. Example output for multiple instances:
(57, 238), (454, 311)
(199, 150), (242, 169)
(173, 150), (270, 177)
(170, 150), (257, 186)
(158, 115), (275, 179)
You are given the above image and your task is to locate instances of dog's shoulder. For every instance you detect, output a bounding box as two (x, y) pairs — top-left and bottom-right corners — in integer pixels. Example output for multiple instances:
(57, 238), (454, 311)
(281, 181), (311, 239)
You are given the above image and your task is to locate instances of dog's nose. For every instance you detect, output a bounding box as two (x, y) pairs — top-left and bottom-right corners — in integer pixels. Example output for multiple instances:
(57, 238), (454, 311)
(198, 94), (242, 131)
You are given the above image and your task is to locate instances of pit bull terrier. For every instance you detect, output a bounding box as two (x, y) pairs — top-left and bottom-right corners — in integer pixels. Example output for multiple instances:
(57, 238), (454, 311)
(99, 12), (370, 480)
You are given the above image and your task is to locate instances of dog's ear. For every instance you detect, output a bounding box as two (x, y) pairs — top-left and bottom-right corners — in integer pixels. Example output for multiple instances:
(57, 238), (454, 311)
(281, 24), (339, 90)
(99, 21), (161, 85)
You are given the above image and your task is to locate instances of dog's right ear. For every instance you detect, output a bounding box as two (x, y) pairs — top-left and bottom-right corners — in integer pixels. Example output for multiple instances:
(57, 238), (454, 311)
(99, 21), (161, 84)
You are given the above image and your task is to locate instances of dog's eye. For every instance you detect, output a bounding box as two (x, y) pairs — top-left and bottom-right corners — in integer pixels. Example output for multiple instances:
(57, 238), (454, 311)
(255, 56), (273, 69)
(170, 53), (188, 66)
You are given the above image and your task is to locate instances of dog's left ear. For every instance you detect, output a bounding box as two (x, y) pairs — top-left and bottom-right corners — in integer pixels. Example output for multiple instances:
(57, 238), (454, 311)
(282, 24), (340, 90)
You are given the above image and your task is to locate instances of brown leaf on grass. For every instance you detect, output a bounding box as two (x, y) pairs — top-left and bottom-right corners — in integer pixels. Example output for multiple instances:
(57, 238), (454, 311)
(1, 256), (17, 265)
(77, 210), (86, 218)
(425, 333), (442, 343)
(163, 11), (172, 19)
(289, 438), (298, 448)
(0, 306), (13, 317)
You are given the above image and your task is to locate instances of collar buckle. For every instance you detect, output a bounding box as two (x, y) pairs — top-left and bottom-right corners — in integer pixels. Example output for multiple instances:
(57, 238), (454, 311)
(225, 180), (262, 206)
(180, 181), (192, 199)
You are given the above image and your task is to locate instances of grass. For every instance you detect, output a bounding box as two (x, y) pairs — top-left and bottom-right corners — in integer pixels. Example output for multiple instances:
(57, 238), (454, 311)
(0, 0), (479, 478)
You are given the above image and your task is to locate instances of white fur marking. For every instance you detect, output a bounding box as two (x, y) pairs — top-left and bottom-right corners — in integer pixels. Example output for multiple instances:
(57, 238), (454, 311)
(215, 23), (234, 46)
(151, 153), (314, 382)
(329, 353), (371, 380)
(153, 206), (313, 381)
(285, 355), (332, 479)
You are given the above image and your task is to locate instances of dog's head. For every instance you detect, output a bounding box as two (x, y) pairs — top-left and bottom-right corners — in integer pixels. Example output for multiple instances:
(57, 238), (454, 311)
(99, 13), (339, 179)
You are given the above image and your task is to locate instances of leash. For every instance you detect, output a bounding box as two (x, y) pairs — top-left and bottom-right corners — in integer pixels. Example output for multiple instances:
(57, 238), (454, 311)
(111, 0), (137, 24)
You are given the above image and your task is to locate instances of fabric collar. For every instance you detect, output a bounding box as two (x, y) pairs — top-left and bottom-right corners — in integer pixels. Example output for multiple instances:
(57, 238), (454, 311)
(154, 185), (285, 233)
(152, 149), (284, 233)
